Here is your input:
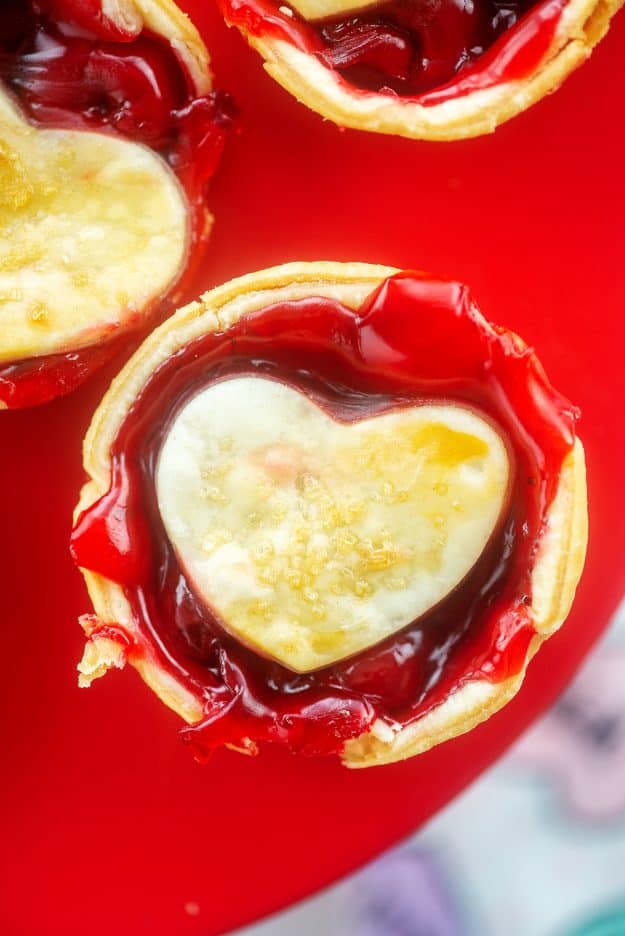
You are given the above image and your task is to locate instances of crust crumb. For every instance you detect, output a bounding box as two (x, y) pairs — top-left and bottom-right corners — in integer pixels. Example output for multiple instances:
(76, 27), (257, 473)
(77, 615), (129, 687)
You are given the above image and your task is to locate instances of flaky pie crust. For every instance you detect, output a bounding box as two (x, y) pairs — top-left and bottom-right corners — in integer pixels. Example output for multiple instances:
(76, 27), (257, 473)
(74, 262), (588, 768)
(227, 0), (623, 140)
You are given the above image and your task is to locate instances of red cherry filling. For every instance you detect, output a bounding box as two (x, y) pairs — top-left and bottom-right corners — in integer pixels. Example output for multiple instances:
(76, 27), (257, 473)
(0, 340), (126, 410)
(221, 0), (567, 99)
(33, 0), (143, 42)
(0, 2), (235, 184)
(71, 274), (578, 758)
(0, 0), (235, 408)
(8, 31), (184, 148)
(319, 0), (540, 95)
(318, 21), (415, 84)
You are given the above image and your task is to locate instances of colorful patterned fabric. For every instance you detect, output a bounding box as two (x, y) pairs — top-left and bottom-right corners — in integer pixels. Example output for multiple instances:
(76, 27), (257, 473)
(241, 602), (625, 936)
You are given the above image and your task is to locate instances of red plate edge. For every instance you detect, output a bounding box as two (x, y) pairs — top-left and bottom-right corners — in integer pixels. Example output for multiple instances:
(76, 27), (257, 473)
(0, 5), (624, 934)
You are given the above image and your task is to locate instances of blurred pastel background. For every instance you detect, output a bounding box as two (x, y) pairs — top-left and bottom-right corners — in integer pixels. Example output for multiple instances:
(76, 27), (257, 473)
(239, 602), (625, 936)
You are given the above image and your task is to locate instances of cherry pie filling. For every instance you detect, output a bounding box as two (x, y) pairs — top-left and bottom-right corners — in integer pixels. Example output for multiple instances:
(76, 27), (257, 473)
(221, 0), (568, 100)
(0, 0), (235, 408)
(71, 273), (578, 757)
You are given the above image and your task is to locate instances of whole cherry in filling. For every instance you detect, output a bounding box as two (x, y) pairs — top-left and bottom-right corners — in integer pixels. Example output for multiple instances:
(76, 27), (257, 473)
(0, 1), (234, 193)
(222, 0), (567, 98)
(0, 0), (234, 410)
(321, 0), (538, 94)
(71, 274), (579, 758)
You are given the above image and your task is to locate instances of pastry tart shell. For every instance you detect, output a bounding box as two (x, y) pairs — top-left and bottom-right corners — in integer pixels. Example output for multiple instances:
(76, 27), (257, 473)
(74, 262), (588, 767)
(229, 0), (623, 139)
(0, 0), (217, 393)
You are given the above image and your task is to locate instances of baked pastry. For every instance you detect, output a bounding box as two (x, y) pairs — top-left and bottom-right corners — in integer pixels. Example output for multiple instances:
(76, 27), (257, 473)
(71, 262), (588, 768)
(220, 0), (623, 139)
(0, 0), (232, 409)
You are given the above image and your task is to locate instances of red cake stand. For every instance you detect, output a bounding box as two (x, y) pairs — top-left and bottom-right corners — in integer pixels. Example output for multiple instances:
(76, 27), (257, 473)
(0, 5), (623, 934)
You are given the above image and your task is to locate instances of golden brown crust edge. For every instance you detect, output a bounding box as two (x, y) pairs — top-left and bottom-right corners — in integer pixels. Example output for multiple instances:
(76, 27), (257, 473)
(73, 262), (588, 766)
(232, 0), (623, 140)
(134, 0), (213, 93)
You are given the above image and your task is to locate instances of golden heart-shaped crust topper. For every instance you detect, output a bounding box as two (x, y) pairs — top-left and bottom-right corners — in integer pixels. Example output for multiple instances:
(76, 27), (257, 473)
(0, 91), (188, 364)
(156, 376), (511, 671)
(0, 0), (216, 366)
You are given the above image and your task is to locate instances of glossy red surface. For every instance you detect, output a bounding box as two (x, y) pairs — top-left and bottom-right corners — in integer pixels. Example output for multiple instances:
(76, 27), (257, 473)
(222, 0), (564, 100)
(0, 3), (623, 933)
(0, 339), (122, 409)
(70, 275), (575, 756)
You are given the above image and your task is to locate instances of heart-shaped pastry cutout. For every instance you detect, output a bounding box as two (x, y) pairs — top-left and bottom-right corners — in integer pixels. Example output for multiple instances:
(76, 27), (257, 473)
(0, 90), (187, 363)
(156, 376), (510, 672)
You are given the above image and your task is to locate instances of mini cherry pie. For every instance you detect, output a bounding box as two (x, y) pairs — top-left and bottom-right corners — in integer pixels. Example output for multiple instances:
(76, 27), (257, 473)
(0, 0), (233, 409)
(71, 262), (588, 767)
(220, 0), (623, 138)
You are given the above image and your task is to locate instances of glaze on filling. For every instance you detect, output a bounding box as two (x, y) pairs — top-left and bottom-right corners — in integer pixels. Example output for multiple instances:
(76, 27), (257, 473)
(71, 274), (578, 757)
(222, 0), (567, 100)
(0, 0), (234, 408)
(0, 338), (127, 409)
